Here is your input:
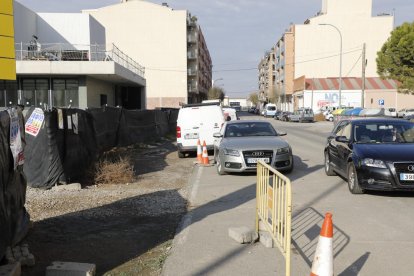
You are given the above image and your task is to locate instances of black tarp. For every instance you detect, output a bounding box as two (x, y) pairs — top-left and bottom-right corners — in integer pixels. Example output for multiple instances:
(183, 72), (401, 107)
(89, 106), (122, 153)
(61, 109), (97, 183)
(118, 110), (158, 146)
(0, 108), (30, 260)
(24, 108), (65, 189)
(23, 107), (178, 189)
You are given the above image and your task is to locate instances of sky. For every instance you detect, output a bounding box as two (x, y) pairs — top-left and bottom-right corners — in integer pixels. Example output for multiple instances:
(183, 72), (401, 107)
(17, 0), (413, 98)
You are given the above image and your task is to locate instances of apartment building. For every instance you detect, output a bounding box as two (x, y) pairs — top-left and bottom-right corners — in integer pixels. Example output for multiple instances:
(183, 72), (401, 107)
(271, 0), (395, 110)
(258, 50), (275, 105)
(85, 0), (212, 109)
(274, 26), (294, 111)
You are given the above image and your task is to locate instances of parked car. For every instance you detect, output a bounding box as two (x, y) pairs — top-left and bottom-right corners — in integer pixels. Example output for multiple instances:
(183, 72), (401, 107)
(213, 120), (293, 175)
(248, 107), (256, 113)
(289, 108), (314, 123)
(273, 110), (282, 120)
(397, 108), (414, 118)
(324, 117), (414, 194)
(279, 111), (292, 122)
(263, 103), (277, 117)
(176, 103), (225, 158)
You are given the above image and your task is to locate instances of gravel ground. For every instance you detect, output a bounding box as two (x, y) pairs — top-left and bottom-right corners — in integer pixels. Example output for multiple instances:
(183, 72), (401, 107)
(21, 137), (195, 276)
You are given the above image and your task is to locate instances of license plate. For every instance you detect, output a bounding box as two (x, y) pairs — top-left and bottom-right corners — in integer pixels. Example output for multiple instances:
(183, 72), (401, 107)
(400, 173), (414, 181)
(185, 133), (199, 139)
(247, 158), (270, 164)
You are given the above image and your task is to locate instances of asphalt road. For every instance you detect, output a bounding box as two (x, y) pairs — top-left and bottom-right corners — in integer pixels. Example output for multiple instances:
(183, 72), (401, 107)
(164, 112), (414, 276)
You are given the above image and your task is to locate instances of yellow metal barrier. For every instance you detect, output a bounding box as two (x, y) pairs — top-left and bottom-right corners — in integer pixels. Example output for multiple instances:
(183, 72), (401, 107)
(256, 160), (292, 276)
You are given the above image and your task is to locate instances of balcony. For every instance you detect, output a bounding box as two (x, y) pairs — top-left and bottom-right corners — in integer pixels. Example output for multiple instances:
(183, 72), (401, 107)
(188, 83), (198, 92)
(187, 50), (198, 60)
(14, 42), (145, 78)
(187, 68), (197, 76)
(187, 35), (197, 44)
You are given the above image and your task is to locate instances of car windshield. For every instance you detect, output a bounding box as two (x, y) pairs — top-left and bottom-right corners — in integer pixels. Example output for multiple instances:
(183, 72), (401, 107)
(267, 106), (276, 111)
(354, 122), (414, 144)
(225, 122), (277, 137)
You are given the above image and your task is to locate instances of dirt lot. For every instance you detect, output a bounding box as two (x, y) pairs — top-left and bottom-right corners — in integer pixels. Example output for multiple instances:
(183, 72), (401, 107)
(21, 137), (195, 275)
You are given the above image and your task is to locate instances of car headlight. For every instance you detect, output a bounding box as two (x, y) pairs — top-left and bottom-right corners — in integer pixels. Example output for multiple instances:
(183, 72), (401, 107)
(362, 158), (386, 168)
(276, 147), (290, 155)
(223, 148), (240, 157)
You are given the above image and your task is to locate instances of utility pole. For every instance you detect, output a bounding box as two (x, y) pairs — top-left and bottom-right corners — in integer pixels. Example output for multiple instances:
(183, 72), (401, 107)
(361, 43), (366, 108)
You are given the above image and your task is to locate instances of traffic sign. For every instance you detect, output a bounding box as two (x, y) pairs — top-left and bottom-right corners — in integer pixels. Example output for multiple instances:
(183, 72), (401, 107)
(378, 99), (384, 106)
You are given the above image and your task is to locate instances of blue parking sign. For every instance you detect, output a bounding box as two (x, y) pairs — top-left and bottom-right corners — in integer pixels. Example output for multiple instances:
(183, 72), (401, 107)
(378, 99), (384, 106)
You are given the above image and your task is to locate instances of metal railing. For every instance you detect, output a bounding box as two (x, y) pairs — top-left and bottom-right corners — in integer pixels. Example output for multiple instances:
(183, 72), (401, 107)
(14, 42), (145, 78)
(256, 160), (292, 276)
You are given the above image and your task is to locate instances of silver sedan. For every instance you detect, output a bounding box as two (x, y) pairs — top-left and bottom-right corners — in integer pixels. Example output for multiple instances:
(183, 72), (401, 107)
(213, 120), (293, 175)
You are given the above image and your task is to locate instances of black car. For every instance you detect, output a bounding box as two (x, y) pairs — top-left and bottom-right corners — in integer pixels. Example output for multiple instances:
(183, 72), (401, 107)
(324, 118), (414, 194)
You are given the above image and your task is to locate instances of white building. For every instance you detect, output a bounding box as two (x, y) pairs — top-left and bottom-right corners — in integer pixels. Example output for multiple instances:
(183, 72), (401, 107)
(3, 1), (146, 110)
(294, 0), (393, 80)
(84, 0), (212, 109)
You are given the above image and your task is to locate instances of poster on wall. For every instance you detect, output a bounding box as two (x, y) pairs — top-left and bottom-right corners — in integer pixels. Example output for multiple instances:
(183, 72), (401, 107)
(8, 108), (24, 169)
(25, 108), (45, 137)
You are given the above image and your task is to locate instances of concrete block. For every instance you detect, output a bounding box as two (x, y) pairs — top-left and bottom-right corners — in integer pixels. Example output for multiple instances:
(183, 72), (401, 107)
(46, 262), (96, 276)
(0, 262), (21, 276)
(228, 226), (259, 244)
(51, 183), (82, 192)
(259, 231), (274, 248)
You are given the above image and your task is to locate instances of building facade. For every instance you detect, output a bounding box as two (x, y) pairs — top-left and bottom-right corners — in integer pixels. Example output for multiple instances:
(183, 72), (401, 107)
(84, 0), (212, 109)
(265, 0), (398, 111)
(1, 1), (146, 110)
(293, 77), (413, 111)
(258, 51), (275, 107)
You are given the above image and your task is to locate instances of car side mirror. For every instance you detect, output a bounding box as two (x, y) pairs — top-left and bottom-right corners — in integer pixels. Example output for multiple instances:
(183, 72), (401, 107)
(335, 136), (349, 143)
(278, 131), (287, 136)
(213, 132), (222, 138)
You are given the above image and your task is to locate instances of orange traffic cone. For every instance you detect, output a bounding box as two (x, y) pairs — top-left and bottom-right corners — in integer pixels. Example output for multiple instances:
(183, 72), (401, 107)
(310, 213), (334, 276)
(197, 139), (202, 163)
(202, 140), (209, 165)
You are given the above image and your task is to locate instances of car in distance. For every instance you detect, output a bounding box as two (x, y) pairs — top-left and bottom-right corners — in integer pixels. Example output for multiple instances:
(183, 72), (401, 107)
(289, 108), (314, 123)
(213, 120), (293, 175)
(324, 118), (414, 194)
(263, 103), (277, 117)
(278, 111), (292, 121)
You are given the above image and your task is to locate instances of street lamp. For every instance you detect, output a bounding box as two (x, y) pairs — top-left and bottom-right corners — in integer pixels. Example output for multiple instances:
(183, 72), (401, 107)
(212, 78), (223, 87)
(319, 23), (342, 107)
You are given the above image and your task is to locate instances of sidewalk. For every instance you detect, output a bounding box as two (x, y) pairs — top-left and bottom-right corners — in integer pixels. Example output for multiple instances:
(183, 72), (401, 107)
(162, 165), (295, 276)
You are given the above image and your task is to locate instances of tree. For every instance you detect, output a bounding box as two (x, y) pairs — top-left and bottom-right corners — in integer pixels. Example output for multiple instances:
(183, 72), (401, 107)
(248, 92), (259, 106)
(208, 87), (225, 101)
(377, 21), (414, 93)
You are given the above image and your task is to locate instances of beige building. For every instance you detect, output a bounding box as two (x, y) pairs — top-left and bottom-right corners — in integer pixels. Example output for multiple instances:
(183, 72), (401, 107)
(84, 0), (212, 109)
(269, 0), (401, 111)
(294, 0), (393, 79)
(274, 26), (294, 111)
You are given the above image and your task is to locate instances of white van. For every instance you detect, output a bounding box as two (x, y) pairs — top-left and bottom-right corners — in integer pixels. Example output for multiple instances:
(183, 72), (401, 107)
(176, 103), (225, 158)
(222, 107), (238, 121)
(263, 103), (277, 117)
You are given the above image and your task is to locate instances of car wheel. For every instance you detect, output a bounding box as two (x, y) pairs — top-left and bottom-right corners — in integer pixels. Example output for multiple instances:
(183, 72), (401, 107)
(324, 151), (336, 176)
(347, 163), (364, 194)
(329, 117), (334, 122)
(216, 156), (226, 175)
(178, 150), (184, 158)
(284, 159), (294, 174)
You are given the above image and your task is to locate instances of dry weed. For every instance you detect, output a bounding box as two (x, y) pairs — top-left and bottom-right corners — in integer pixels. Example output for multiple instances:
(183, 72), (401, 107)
(95, 156), (135, 185)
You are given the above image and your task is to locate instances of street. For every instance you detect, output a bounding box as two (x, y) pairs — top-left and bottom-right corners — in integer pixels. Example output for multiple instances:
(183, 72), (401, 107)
(164, 112), (414, 276)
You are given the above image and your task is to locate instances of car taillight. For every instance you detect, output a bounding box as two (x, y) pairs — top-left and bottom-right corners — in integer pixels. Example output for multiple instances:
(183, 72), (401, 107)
(176, 126), (181, 138)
